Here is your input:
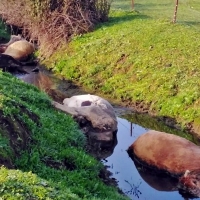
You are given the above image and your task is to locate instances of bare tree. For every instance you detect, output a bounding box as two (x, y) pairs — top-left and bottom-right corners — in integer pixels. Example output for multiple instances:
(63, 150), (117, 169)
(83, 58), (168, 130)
(172, 0), (179, 23)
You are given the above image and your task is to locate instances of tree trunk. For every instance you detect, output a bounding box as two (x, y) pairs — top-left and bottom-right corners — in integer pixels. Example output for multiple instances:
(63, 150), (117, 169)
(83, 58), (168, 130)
(131, 0), (134, 10)
(172, 0), (179, 23)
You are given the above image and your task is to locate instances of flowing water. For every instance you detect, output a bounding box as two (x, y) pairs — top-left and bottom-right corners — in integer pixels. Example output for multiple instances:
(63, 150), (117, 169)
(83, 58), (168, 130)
(17, 67), (200, 200)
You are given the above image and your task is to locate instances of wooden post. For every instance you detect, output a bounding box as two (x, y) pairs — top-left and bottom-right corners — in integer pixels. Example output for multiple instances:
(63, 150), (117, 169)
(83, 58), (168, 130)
(131, 0), (134, 10)
(172, 0), (179, 23)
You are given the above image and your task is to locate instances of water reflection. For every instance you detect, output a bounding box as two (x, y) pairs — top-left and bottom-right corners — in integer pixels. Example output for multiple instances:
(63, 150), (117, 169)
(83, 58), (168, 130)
(105, 117), (200, 200)
(86, 131), (118, 160)
(134, 161), (178, 192)
(17, 69), (69, 103)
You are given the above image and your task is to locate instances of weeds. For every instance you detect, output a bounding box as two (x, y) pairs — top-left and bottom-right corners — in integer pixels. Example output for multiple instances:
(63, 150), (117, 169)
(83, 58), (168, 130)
(0, 167), (79, 199)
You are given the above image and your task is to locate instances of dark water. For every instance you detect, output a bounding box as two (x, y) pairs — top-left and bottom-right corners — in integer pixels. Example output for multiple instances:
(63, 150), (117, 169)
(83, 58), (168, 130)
(105, 116), (200, 200)
(16, 68), (200, 200)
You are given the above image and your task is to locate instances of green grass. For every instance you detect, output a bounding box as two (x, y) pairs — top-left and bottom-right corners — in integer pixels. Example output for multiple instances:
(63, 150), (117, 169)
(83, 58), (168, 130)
(0, 72), (128, 199)
(112, 0), (200, 27)
(46, 1), (200, 129)
(0, 167), (79, 199)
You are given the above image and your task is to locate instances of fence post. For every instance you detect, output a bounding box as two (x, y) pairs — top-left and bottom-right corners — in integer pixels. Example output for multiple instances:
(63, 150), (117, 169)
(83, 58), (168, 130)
(131, 0), (134, 10)
(172, 0), (179, 23)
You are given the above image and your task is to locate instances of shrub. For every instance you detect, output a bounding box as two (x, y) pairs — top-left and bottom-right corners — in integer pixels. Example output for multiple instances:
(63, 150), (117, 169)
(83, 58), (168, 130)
(0, 0), (111, 57)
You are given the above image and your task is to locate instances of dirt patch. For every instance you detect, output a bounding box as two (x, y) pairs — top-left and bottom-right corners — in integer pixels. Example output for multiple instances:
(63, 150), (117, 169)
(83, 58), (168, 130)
(41, 157), (76, 171)
(0, 105), (39, 168)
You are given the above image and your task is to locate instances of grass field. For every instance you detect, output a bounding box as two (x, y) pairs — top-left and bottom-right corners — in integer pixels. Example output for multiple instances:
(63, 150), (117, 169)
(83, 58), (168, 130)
(111, 0), (200, 29)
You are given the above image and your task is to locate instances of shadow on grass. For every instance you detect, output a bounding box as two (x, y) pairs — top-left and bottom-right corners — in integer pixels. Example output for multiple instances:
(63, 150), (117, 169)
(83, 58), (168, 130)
(112, 2), (173, 11)
(180, 21), (200, 27)
(136, 3), (173, 7)
(95, 12), (150, 30)
(109, 13), (149, 22)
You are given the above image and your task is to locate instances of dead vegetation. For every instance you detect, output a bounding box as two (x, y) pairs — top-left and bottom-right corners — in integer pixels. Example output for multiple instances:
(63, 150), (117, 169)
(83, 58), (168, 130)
(0, 0), (111, 57)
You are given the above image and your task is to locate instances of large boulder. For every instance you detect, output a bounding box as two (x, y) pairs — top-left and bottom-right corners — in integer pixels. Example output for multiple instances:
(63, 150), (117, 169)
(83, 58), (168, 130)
(127, 130), (200, 197)
(0, 35), (35, 73)
(0, 34), (23, 53)
(63, 94), (115, 113)
(3, 40), (35, 61)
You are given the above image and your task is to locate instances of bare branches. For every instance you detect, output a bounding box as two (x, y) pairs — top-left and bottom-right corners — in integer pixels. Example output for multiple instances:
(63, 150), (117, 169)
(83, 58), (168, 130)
(0, 0), (111, 57)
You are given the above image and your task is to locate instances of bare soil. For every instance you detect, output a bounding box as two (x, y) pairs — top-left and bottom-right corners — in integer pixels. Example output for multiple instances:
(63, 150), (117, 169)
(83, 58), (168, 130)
(0, 104), (39, 168)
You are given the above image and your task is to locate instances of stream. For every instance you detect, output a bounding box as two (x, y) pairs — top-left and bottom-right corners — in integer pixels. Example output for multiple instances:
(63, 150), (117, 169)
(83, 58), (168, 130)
(16, 66), (200, 200)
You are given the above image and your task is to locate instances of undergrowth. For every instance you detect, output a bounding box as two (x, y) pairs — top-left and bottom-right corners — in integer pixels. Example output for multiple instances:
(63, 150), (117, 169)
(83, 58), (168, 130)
(0, 167), (78, 199)
(0, 0), (111, 57)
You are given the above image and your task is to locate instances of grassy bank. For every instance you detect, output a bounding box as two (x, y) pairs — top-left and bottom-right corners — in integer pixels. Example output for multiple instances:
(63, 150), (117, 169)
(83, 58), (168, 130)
(46, 0), (200, 132)
(0, 73), (127, 198)
(0, 21), (128, 199)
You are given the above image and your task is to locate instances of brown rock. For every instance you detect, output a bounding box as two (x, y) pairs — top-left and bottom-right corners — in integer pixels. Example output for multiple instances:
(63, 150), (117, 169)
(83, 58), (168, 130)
(3, 40), (35, 61)
(128, 130), (200, 176)
(128, 130), (200, 197)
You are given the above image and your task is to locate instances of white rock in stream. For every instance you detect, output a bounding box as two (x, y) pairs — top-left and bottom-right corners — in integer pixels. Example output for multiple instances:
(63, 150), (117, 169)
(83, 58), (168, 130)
(53, 94), (118, 143)
(63, 94), (115, 112)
